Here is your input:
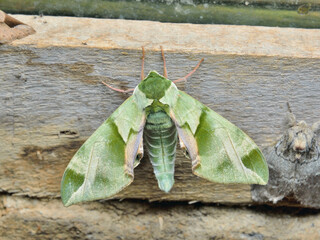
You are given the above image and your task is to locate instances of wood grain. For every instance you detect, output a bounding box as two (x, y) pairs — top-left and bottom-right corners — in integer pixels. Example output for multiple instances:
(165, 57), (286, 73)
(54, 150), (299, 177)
(1, 195), (320, 240)
(11, 15), (320, 58)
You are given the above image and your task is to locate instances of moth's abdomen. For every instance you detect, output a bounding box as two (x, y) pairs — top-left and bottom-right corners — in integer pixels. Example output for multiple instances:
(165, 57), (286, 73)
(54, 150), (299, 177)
(144, 111), (177, 192)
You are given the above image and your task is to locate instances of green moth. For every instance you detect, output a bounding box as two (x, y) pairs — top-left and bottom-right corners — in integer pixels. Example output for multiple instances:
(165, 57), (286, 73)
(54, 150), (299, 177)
(61, 47), (268, 206)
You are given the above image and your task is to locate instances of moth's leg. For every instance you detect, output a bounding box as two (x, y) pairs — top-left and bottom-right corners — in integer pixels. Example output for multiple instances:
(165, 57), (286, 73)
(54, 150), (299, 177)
(134, 137), (144, 168)
(141, 46), (145, 81)
(173, 58), (204, 83)
(160, 46), (168, 78)
(178, 136), (190, 159)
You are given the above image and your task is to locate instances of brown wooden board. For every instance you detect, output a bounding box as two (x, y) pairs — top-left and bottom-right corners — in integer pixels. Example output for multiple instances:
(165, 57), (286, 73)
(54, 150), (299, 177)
(10, 15), (320, 59)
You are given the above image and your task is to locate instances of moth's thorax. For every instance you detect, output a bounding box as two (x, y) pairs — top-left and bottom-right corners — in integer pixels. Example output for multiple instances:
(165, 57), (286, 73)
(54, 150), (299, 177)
(133, 71), (179, 111)
(138, 71), (173, 100)
(144, 99), (169, 118)
(145, 111), (172, 130)
(276, 122), (319, 163)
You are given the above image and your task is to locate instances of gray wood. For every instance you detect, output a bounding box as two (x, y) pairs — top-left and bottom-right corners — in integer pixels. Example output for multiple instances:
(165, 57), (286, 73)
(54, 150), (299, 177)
(2, 195), (320, 240)
(1, 45), (320, 204)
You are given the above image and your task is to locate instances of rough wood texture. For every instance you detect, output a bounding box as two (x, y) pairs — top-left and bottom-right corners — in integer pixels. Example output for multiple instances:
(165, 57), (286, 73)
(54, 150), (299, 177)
(1, 195), (320, 240)
(11, 15), (320, 58)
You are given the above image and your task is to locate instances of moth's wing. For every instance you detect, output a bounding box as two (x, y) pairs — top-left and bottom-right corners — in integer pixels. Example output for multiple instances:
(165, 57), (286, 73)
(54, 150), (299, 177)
(294, 159), (320, 208)
(170, 91), (268, 185)
(61, 96), (145, 206)
(252, 146), (294, 203)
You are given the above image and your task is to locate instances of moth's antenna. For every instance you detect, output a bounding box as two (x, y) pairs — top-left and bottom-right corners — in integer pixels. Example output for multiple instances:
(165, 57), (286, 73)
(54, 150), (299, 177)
(101, 47), (144, 93)
(101, 81), (134, 93)
(141, 46), (145, 81)
(160, 46), (168, 78)
(173, 58), (204, 83)
(285, 102), (296, 127)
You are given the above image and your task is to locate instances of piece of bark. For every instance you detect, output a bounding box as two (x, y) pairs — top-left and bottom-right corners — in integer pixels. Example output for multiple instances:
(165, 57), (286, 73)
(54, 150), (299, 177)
(0, 10), (35, 44)
(252, 112), (320, 208)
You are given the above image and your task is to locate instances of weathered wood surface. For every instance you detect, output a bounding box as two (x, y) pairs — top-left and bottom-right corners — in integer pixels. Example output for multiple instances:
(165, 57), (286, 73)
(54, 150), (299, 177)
(1, 195), (320, 240)
(10, 15), (320, 58)
(1, 16), (320, 207)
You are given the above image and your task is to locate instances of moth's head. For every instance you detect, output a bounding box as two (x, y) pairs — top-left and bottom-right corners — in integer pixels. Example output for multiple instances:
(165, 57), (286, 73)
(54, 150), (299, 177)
(276, 112), (320, 163)
(137, 71), (174, 100)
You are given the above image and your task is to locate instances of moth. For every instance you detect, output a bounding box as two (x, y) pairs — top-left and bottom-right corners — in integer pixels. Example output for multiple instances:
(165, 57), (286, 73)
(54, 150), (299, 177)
(61, 47), (268, 206)
(252, 105), (320, 208)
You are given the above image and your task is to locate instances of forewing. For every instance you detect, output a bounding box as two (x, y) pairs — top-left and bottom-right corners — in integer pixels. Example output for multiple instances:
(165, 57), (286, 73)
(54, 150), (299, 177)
(170, 91), (268, 185)
(294, 174), (320, 208)
(294, 158), (320, 208)
(252, 146), (294, 203)
(61, 96), (145, 206)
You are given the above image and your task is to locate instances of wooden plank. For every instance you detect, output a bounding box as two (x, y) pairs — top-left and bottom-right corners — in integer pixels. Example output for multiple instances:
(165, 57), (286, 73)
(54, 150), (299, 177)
(1, 195), (320, 240)
(1, 16), (320, 206)
(11, 15), (320, 58)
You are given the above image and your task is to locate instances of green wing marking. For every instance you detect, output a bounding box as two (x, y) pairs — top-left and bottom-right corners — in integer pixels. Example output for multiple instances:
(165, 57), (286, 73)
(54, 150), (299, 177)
(61, 96), (145, 206)
(170, 91), (268, 185)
